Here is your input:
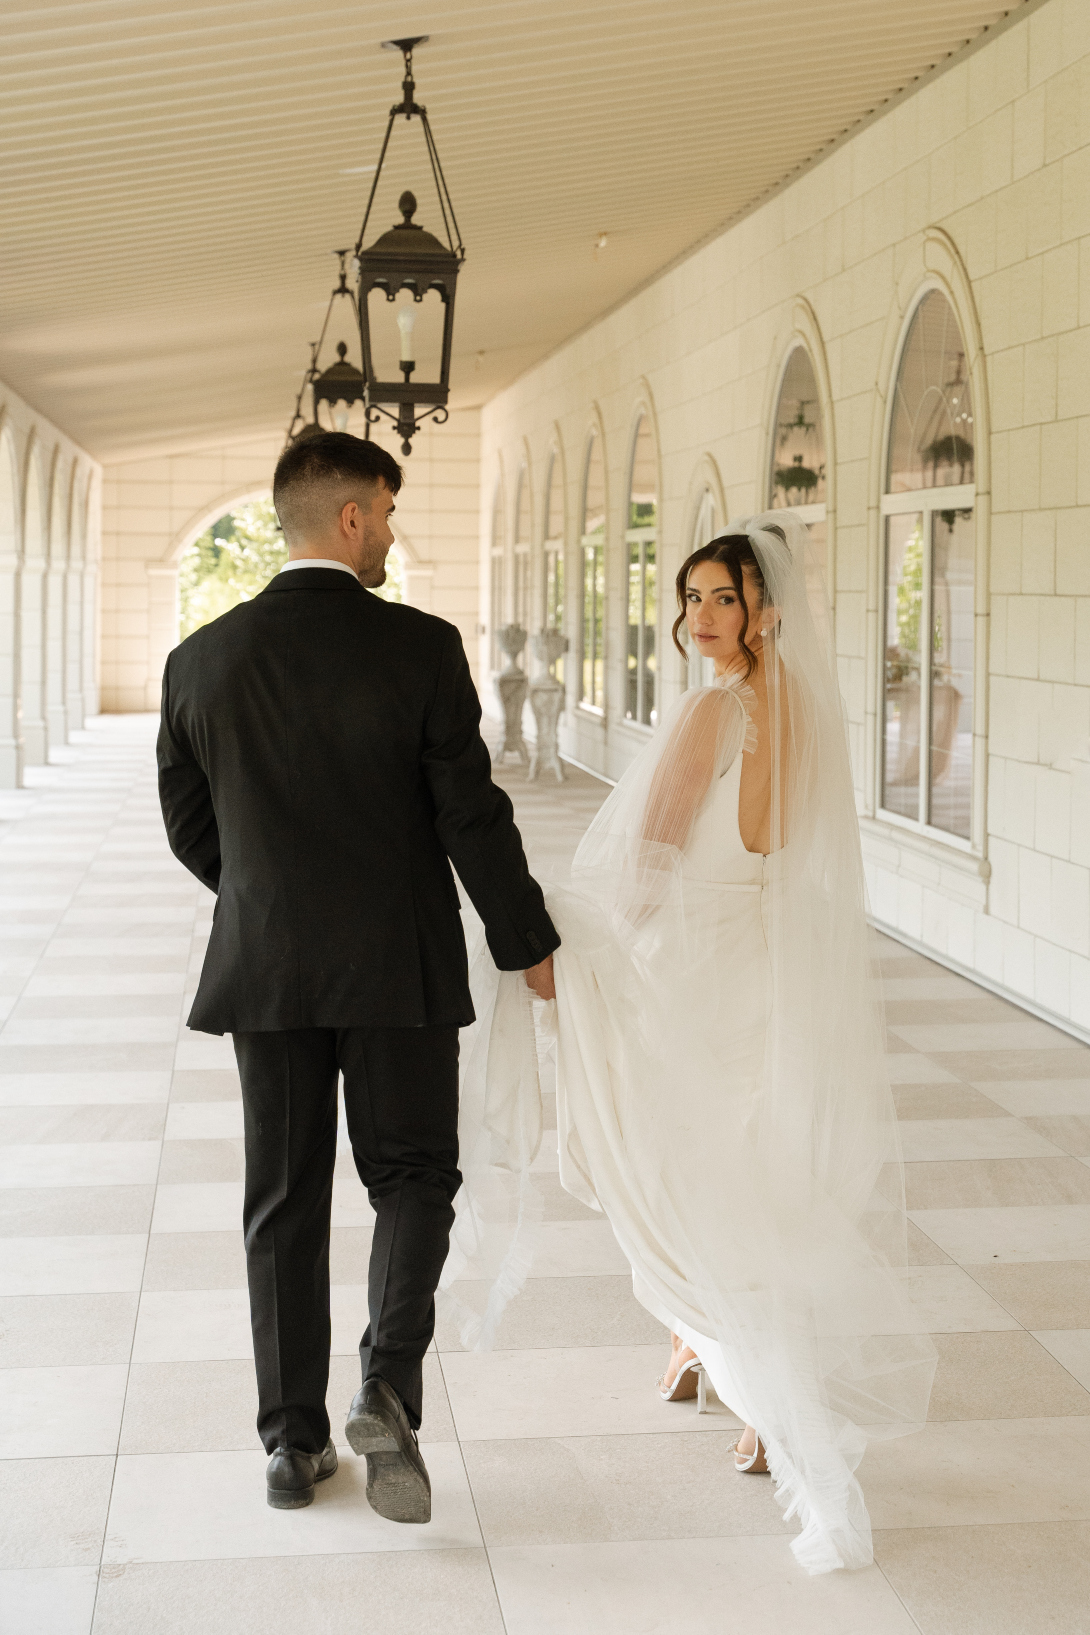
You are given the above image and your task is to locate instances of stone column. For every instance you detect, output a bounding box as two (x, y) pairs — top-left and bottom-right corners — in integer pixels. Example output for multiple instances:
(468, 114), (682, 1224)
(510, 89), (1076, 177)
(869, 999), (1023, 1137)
(64, 562), (84, 733)
(145, 565), (180, 709)
(44, 560), (68, 751)
(17, 559), (47, 765)
(0, 552), (21, 787)
(82, 562), (100, 718)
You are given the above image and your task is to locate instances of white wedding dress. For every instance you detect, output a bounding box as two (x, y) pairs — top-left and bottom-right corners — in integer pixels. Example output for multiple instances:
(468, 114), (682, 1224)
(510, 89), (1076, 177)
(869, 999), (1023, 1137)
(439, 513), (936, 1576)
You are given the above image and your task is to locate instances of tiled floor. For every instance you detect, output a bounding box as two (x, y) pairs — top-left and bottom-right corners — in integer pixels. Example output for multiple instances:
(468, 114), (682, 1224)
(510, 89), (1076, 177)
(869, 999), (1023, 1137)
(2, 716), (1090, 1634)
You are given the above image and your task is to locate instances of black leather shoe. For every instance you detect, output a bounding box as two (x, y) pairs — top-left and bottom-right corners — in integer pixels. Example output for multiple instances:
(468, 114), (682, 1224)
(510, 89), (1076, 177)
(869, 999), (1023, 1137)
(345, 1378), (431, 1523)
(266, 1438), (338, 1509)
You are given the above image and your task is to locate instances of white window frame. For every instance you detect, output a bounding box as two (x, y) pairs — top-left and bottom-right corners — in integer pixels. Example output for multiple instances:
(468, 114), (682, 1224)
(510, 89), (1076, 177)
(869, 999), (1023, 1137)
(877, 481), (976, 854)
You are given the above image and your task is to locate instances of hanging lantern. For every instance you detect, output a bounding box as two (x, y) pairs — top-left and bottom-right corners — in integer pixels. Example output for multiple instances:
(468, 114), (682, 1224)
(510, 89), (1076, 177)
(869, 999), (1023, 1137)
(283, 251), (365, 447)
(352, 37), (465, 455)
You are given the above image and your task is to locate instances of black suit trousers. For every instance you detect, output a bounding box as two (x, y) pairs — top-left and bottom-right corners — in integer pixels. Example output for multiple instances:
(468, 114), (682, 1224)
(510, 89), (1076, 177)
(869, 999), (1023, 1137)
(232, 1025), (461, 1454)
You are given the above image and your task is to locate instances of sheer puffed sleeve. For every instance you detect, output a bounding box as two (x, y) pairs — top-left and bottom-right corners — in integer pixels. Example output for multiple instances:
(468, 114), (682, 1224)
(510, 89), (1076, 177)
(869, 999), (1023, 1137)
(570, 675), (756, 923)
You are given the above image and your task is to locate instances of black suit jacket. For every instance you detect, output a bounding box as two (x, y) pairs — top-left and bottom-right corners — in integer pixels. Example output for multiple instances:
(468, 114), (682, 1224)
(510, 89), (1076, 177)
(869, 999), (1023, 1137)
(157, 567), (559, 1034)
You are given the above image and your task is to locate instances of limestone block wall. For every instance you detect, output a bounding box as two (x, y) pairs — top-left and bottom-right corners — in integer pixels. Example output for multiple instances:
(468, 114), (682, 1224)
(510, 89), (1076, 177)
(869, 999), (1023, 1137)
(479, 0), (1090, 1036)
(0, 377), (101, 787)
(98, 410), (481, 711)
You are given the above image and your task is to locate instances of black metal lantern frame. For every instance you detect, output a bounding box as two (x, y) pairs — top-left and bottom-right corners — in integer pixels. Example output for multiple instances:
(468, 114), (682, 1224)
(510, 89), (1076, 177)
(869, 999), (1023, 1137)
(352, 37), (465, 455)
(284, 250), (366, 447)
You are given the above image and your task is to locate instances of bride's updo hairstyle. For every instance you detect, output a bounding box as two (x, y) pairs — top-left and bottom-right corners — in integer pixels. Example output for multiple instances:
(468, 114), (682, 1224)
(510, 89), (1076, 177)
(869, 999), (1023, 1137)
(672, 530), (783, 681)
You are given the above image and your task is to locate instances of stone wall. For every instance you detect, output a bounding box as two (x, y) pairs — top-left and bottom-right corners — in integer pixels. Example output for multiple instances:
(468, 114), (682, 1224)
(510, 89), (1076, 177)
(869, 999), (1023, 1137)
(0, 378), (101, 786)
(479, 0), (1090, 1034)
(98, 409), (481, 711)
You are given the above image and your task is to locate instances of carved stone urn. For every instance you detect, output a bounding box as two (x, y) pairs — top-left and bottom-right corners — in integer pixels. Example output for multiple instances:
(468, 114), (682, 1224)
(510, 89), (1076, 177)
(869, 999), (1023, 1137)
(492, 623), (529, 765)
(528, 629), (569, 783)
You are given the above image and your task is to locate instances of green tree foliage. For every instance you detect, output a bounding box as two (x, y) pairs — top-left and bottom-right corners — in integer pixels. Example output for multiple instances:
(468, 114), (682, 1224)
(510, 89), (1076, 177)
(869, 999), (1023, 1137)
(179, 497), (403, 639)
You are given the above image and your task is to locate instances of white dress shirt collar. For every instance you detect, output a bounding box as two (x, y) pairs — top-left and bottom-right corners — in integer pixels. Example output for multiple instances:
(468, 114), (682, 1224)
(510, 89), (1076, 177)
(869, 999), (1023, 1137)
(279, 558), (359, 580)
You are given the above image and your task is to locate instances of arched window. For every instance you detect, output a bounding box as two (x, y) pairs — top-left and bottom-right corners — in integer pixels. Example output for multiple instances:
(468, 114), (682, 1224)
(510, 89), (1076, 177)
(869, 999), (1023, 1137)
(770, 345), (828, 618)
(579, 432), (606, 711)
(489, 480), (505, 672)
(881, 290), (975, 841)
(624, 416), (658, 727)
(542, 449), (564, 686)
(513, 465), (530, 642)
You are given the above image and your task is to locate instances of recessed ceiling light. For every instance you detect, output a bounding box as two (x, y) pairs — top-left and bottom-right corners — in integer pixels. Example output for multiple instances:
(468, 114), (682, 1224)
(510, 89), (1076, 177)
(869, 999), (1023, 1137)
(339, 165), (377, 175)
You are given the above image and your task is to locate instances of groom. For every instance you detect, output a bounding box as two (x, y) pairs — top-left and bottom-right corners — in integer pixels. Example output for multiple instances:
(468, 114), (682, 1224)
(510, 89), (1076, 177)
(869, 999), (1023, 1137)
(158, 430), (558, 1521)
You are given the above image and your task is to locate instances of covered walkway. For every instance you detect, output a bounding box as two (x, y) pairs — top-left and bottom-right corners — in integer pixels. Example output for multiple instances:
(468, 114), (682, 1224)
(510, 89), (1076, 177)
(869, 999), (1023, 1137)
(2, 718), (1090, 1634)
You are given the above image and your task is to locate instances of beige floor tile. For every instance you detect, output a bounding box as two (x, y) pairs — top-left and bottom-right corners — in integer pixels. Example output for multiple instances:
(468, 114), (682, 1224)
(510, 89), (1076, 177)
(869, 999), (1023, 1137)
(0, 1104), (165, 1143)
(905, 1219), (954, 1264)
(89, 1551), (505, 1635)
(133, 1288), (252, 1362)
(899, 1118), (1065, 1160)
(175, 1033), (237, 1071)
(884, 995), (1026, 1024)
(23, 971), (186, 997)
(938, 1047), (1090, 1081)
(518, 1220), (630, 1278)
(905, 1157), (1090, 1209)
(462, 1432), (791, 1546)
(168, 1068), (240, 1101)
(979, 1080), (1090, 1116)
(0, 1291), (138, 1366)
(927, 1330), (1090, 1420)
(893, 1083), (1005, 1119)
(156, 1136), (245, 1184)
(0, 1565), (98, 1635)
(896, 1265), (1020, 1333)
(441, 1343), (740, 1441)
(0, 1183), (154, 1237)
(0, 1457), (115, 1568)
(873, 1522), (1090, 1635)
(0, 1042), (175, 1074)
(0, 1071), (171, 1107)
(1033, 1330), (1090, 1392)
(893, 1020), (1075, 1054)
(911, 1205), (1090, 1263)
(861, 1416), (1090, 1528)
(489, 1536), (919, 1634)
(965, 1260), (1090, 1328)
(150, 1180), (243, 1233)
(102, 1444), (481, 1562)
(1023, 1114), (1090, 1155)
(435, 1274), (665, 1352)
(141, 1229), (246, 1291)
(886, 1054), (959, 1084)
(0, 1363), (129, 1457)
(11, 994), (182, 1021)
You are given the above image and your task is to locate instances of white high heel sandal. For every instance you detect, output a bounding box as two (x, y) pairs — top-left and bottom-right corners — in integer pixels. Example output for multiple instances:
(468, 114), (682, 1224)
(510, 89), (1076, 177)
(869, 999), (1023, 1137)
(731, 1429), (769, 1473)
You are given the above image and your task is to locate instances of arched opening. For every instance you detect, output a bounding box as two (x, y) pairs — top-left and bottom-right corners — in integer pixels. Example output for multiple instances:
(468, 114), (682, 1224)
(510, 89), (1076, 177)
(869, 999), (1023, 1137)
(542, 447), (565, 687)
(769, 344), (829, 627)
(880, 289), (975, 841)
(45, 453), (70, 750)
(488, 478), (505, 673)
(177, 496), (404, 640)
(625, 414), (658, 727)
(579, 431), (606, 712)
(513, 464), (531, 643)
(0, 425), (20, 785)
(20, 447), (48, 764)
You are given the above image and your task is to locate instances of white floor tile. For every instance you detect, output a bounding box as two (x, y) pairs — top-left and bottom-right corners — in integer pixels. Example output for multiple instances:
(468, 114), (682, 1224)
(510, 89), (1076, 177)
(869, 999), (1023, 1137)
(24, 973), (186, 999)
(910, 1205), (1090, 1263)
(0, 1566), (99, 1635)
(441, 1344), (738, 1441)
(0, 1072), (171, 1107)
(885, 1054), (958, 1084)
(43, 938), (191, 959)
(175, 1034), (237, 1070)
(102, 1444), (481, 1562)
(520, 1221), (629, 1278)
(330, 1178), (375, 1228)
(898, 1117), (1067, 1161)
(890, 1021), (1075, 1052)
(151, 1182), (243, 1233)
(1033, 1329), (1090, 1391)
(0, 1234), (147, 1296)
(0, 1141), (161, 1188)
(1, 1017), (180, 1046)
(0, 1363), (128, 1457)
(133, 1289), (252, 1362)
(164, 1102), (244, 1141)
(489, 1536), (919, 1633)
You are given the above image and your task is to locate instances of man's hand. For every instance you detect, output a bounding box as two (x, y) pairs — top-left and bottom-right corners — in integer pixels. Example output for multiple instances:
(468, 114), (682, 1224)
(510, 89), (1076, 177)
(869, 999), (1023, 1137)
(524, 953), (556, 1002)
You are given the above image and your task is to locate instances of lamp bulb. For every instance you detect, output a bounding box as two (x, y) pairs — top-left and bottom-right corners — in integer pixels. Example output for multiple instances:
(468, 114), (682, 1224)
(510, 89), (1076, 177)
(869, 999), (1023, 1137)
(332, 401), (351, 433)
(396, 305), (416, 362)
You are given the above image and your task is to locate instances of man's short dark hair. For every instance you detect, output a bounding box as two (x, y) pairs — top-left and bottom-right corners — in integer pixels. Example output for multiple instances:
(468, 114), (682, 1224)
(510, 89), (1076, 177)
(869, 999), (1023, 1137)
(272, 432), (403, 544)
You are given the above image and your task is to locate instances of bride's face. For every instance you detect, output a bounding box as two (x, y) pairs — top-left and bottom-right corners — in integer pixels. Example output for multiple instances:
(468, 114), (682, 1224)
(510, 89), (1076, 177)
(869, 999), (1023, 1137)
(685, 559), (765, 669)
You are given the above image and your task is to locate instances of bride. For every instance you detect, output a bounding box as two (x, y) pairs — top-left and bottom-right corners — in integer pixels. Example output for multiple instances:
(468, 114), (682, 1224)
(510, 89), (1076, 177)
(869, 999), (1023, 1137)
(442, 511), (936, 1575)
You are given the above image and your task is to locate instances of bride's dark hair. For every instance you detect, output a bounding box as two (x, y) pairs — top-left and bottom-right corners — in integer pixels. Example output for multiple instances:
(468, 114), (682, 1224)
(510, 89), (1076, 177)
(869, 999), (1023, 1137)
(672, 533), (769, 680)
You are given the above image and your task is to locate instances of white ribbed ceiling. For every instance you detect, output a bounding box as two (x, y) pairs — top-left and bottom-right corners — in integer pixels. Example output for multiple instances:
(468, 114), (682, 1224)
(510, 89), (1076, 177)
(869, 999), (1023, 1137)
(1, 1), (1023, 459)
